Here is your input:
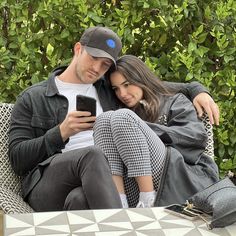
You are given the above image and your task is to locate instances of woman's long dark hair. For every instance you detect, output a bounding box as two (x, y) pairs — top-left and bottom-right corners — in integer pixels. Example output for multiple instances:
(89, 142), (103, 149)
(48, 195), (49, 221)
(108, 55), (174, 122)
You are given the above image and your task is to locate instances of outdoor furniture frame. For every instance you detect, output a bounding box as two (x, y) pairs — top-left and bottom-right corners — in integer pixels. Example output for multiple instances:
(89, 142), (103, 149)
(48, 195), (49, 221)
(0, 102), (214, 214)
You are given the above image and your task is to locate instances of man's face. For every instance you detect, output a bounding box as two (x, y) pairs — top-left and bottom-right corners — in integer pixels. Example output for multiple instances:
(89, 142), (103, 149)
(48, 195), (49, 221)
(75, 46), (113, 84)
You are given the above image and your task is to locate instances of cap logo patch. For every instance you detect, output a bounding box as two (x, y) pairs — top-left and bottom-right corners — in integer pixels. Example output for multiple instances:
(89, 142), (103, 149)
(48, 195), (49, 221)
(106, 39), (116, 48)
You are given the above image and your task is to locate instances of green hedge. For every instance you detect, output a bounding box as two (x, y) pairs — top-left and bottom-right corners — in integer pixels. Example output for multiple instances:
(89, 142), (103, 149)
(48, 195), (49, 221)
(1, 0), (236, 175)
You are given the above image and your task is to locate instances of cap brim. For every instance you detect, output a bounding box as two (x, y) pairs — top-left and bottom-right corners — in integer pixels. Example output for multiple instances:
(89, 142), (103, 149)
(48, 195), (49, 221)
(84, 46), (116, 66)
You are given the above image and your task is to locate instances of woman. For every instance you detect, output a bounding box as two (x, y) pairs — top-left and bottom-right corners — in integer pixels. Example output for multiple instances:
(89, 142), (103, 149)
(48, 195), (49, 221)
(93, 55), (219, 208)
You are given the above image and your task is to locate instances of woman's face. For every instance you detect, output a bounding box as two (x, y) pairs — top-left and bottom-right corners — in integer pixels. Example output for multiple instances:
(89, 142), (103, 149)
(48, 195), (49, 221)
(110, 71), (143, 108)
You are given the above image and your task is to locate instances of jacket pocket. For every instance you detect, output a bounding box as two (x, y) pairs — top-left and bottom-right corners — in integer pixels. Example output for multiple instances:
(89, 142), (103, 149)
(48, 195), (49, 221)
(31, 115), (55, 130)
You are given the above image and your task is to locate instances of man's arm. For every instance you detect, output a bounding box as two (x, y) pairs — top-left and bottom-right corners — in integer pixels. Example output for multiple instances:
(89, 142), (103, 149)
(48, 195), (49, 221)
(8, 96), (65, 176)
(163, 81), (219, 125)
(193, 92), (219, 125)
(147, 93), (208, 164)
(9, 94), (96, 176)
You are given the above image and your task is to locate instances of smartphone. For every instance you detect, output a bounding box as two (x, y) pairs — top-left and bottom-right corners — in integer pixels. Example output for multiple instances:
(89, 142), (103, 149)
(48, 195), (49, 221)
(76, 95), (96, 116)
(164, 204), (202, 220)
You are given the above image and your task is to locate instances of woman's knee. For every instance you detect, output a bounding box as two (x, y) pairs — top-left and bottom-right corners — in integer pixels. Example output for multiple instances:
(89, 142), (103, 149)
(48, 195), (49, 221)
(94, 110), (113, 127)
(111, 108), (141, 125)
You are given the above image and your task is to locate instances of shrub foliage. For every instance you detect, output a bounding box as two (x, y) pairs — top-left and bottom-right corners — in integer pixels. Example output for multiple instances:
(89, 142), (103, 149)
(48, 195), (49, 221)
(1, 0), (236, 175)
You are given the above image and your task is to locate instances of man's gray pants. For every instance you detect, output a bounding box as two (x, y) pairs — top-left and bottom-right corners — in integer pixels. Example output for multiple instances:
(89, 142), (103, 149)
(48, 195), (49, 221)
(27, 146), (122, 211)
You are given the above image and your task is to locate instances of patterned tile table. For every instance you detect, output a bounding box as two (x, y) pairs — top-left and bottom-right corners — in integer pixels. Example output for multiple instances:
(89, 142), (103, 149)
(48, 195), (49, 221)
(3, 207), (236, 236)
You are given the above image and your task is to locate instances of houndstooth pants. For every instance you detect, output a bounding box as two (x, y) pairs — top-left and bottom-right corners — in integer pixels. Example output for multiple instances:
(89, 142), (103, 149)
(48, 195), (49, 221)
(93, 108), (166, 207)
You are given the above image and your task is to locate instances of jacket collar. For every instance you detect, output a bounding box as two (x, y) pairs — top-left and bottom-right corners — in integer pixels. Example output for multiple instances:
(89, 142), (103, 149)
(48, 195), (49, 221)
(45, 65), (105, 97)
(45, 66), (67, 97)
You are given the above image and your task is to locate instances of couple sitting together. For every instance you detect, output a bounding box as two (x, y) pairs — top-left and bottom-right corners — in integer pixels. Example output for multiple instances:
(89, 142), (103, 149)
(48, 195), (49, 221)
(9, 26), (219, 211)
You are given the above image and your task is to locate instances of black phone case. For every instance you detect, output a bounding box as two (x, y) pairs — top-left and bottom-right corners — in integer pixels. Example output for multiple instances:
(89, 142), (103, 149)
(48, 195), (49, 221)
(76, 95), (96, 116)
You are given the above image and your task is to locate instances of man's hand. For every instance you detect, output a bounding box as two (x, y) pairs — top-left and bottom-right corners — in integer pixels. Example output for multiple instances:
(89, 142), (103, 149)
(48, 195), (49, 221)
(193, 92), (220, 125)
(60, 111), (96, 142)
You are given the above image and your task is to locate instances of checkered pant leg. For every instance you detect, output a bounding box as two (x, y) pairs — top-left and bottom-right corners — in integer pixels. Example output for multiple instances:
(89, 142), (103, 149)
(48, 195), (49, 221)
(94, 109), (166, 207)
(94, 111), (124, 175)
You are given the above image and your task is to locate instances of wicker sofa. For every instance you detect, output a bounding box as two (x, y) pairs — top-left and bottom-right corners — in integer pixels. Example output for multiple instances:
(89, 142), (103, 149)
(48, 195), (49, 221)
(0, 102), (214, 214)
(0, 103), (34, 214)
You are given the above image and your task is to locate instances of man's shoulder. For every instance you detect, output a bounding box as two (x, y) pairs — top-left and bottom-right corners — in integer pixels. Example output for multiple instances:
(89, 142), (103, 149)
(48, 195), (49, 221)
(19, 65), (67, 96)
(20, 79), (48, 95)
(159, 93), (190, 113)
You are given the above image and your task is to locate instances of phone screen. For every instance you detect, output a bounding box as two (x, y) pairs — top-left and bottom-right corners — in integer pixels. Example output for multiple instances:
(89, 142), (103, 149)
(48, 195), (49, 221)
(76, 95), (96, 116)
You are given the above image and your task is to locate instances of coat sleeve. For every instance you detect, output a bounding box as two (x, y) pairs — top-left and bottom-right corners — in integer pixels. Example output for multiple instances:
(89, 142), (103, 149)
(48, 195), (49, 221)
(8, 95), (65, 176)
(147, 94), (208, 164)
(162, 81), (209, 102)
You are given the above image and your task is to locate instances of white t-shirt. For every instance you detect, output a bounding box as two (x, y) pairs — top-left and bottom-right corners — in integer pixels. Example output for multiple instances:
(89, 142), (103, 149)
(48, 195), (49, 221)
(55, 76), (103, 152)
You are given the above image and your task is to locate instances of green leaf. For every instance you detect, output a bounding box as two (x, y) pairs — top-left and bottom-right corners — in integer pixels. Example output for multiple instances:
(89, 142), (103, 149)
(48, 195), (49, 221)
(186, 72), (193, 81)
(8, 42), (18, 49)
(159, 34), (167, 45)
(46, 43), (54, 57)
(220, 159), (233, 170)
(196, 46), (209, 57)
(193, 25), (204, 38)
(60, 29), (70, 39)
(230, 134), (236, 145)
(143, 2), (149, 8)
(204, 6), (211, 20)
(188, 42), (197, 52)
(197, 33), (208, 43)
(224, 55), (234, 63)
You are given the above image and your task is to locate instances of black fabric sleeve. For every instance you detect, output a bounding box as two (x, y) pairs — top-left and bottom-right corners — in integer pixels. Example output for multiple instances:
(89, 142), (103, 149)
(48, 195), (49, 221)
(146, 94), (208, 164)
(8, 95), (65, 176)
(163, 81), (209, 101)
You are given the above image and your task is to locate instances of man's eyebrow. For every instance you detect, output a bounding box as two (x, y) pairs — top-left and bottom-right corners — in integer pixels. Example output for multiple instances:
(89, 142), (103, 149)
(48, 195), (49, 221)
(104, 59), (112, 64)
(98, 57), (112, 63)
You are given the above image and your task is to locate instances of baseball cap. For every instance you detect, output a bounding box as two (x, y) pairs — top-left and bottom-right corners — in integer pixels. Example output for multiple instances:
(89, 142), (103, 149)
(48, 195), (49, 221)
(79, 26), (122, 65)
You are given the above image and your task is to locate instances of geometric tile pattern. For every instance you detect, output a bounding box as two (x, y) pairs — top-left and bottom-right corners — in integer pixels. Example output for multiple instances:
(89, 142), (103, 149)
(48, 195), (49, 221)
(4, 207), (236, 236)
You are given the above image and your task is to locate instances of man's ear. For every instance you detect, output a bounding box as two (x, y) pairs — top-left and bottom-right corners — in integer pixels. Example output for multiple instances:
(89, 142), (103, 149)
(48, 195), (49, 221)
(74, 42), (82, 55)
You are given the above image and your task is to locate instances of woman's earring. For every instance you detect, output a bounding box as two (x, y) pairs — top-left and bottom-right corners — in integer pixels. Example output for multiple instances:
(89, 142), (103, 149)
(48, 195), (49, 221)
(139, 99), (148, 107)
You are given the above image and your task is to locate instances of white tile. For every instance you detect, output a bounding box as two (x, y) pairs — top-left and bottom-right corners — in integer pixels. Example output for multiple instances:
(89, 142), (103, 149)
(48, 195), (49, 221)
(136, 220), (161, 230)
(74, 223), (99, 232)
(93, 209), (123, 223)
(198, 228), (225, 236)
(163, 228), (193, 236)
(37, 235), (70, 236)
(100, 221), (133, 230)
(225, 223), (236, 235)
(161, 219), (195, 227)
(151, 207), (169, 220)
(33, 212), (65, 226)
(37, 224), (70, 233)
(7, 227), (35, 236)
(136, 232), (151, 236)
(5, 215), (33, 228)
(126, 210), (155, 222)
(95, 231), (131, 236)
(67, 212), (95, 224)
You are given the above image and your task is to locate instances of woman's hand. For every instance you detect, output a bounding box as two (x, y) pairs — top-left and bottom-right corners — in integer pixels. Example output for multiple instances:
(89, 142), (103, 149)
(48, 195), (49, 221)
(193, 92), (220, 125)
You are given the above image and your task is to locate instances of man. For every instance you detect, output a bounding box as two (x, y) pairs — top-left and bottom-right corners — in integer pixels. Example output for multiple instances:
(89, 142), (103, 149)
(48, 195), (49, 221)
(9, 26), (219, 212)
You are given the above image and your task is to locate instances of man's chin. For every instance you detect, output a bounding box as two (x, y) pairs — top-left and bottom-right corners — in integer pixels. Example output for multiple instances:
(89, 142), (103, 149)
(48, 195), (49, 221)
(86, 74), (101, 83)
(83, 76), (99, 84)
